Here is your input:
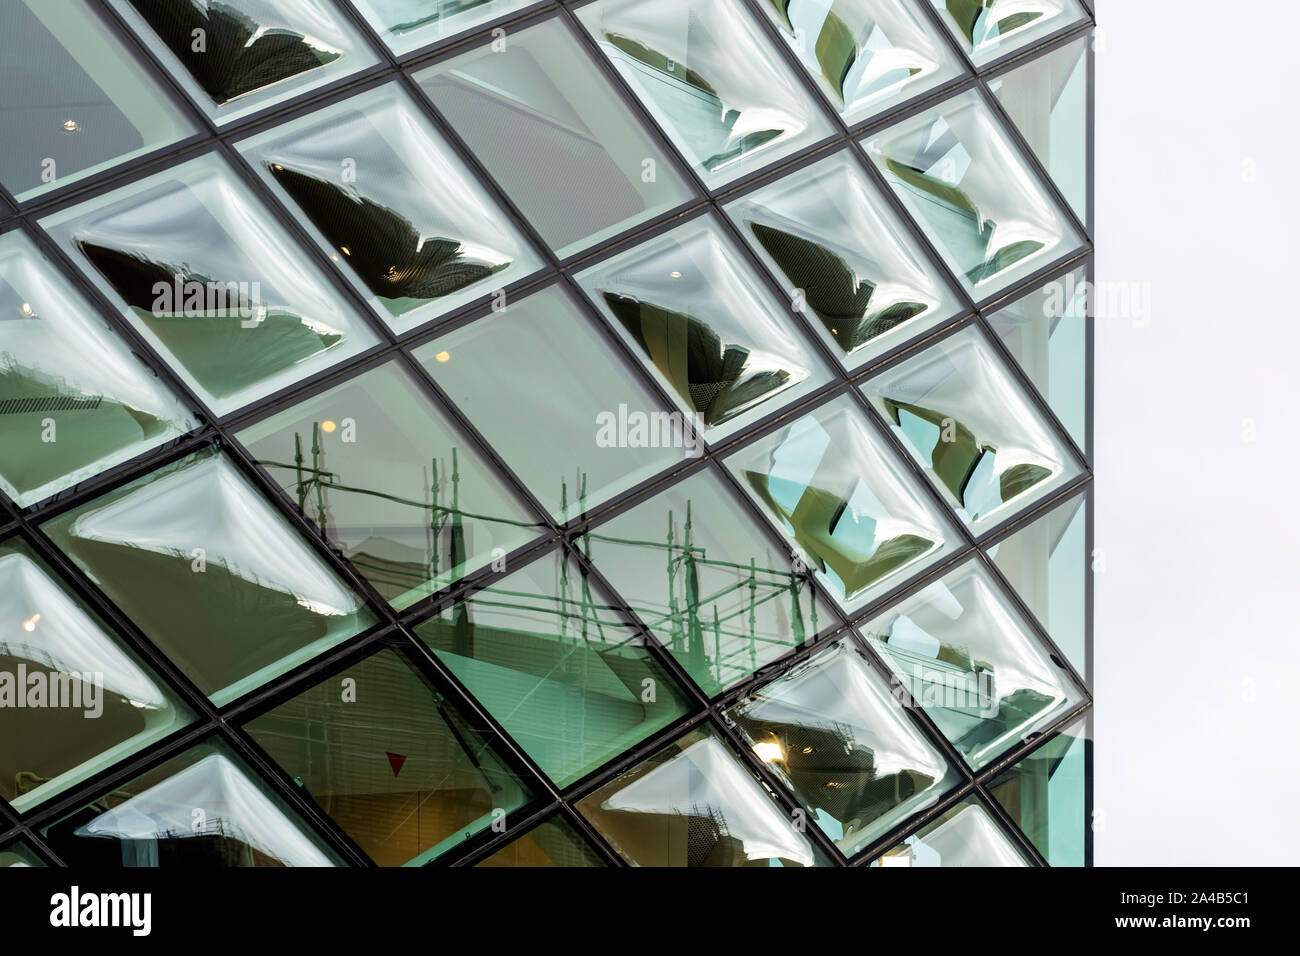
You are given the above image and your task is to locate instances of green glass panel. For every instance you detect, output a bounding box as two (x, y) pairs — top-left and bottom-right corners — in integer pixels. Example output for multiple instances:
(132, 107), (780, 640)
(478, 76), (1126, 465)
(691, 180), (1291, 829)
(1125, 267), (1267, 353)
(869, 795), (1032, 866)
(40, 153), (380, 418)
(724, 393), (963, 611)
(243, 648), (533, 866)
(933, 0), (1088, 67)
(989, 718), (1090, 866)
(0, 537), (194, 812)
(586, 470), (832, 696)
(41, 447), (377, 705)
(0, 230), (197, 507)
(351, 0), (538, 55)
(236, 360), (542, 609)
(476, 816), (606, 868)
(416, 285), (684, 522)
(576, 724), (826, 867)
(416, 18), (695, 258)
(41, 738), (345, 866)
(858, 560), (1083, 770)
(0, 0), (195, 201)
(0, 842), (46, 867)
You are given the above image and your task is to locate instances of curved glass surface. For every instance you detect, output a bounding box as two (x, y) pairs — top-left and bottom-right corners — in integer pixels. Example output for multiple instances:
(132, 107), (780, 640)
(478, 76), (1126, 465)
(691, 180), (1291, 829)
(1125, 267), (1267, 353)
(351, 0), (540, 56)
(988, 718), (1089, 865)
(869, 796), (1031, 866)
(0, 842), (45, 867)
(931, 0), (1088, 66)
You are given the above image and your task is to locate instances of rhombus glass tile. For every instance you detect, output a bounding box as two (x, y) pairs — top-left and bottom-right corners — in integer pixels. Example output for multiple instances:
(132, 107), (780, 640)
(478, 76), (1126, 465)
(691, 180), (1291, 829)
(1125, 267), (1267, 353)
(724, 639), (958, 857)
(0, 842), (45, 867)
(758, 0), (968, 126)
(724, 393), (964, 612)
(988, 717), (1090, 866)
(576, 216), (834, 440)
(576, 724), (829, 867)
(868, 795), (1031, 865)
(856, 560), (1082, 770)
(0, 537), (193, 813)
(477, 815), (607, 868)
(236, 82), (545, 336)
(109, 0), (378, 125)
(40, 447), (377, 706)
(723, 148), (965, 371)
(415, 285), (685, 523)
(0, 0), (195, 202)
(350, 0), (540, 56)
(40, 153), (380, 419)
(861, 324), (1083, 532)
(40, 739), (345, 866)
(931, 0), (1089, 67)
(862, 89), (1084, 301)
(575, 0), (837, 190)
(242, 647), (534, 866)
(236, 359), (543, 609)
(0, 230), (197, 508)
(585, 469), (834, 697)
(415, 17), (695, 259)
(412, 550), (694, 787)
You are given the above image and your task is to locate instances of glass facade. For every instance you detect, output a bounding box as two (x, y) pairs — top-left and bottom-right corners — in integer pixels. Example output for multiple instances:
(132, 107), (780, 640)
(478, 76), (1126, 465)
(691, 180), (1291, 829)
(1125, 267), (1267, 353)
(0, 0), (1091, 868)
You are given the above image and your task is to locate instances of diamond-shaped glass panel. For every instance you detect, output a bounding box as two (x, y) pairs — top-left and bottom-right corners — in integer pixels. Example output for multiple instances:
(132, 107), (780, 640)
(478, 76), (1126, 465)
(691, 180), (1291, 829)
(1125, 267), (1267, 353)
(868, 795), (1031, 866)
(988, 717), (1089, 866)
(350, 0), (540, 56)
(931, 0), (1088, 67)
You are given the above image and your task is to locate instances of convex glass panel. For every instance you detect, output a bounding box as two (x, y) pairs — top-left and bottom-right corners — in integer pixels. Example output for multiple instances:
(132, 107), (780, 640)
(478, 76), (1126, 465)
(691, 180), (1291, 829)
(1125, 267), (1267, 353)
(869, 796), (1031, 866)
(351, 0), (539, 55)
(931, 0), (1088, 67)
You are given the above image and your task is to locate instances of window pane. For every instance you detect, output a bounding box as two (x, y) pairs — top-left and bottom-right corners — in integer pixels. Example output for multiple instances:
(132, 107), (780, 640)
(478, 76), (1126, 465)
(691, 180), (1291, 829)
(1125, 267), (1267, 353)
(237, 82), (544, 335)
(236, 360), (543, 609)
(988, 718), (1090, 866)
(0, 230), (197, 507)
(476, 816), (606, 868)
(243, 648), (534, 866)
(931, 0), (1088, 67)
(40, 153), (380, 418)
(0, 842), (45, 867)
(351, 0), (540, 56)
(576, 724), (826, 867)
(0, 0), (194, 202)
(412, 550), (695, 786)
(724, 393), (964, 611)
(0, 537), (194, 812)
(40, 447), (377, 705)
(868, 795), (1031, 866)
(41, 739), (344, 866)
(416, 18), (696, 258)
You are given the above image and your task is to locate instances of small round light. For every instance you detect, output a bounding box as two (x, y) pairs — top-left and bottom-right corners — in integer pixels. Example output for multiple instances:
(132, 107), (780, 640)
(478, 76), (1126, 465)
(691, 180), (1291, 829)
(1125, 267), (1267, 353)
(434, 351), (450, 363)
(21, 302), (35, 317)
(669, 271), (682, 278)
(62, 119), (80, 133)
(320, 420), (337, 433)
(22, 613), (40, 633)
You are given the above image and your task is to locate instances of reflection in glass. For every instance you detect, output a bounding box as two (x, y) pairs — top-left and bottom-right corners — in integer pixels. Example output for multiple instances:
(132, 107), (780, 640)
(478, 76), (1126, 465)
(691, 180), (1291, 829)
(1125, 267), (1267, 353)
(861, 325), (1083, 530)
(243, 648), (533, 866)
(477, 816), (606, 867)
(351, 0), (538, 55)
(40, 154), (378, 418)
(725, 394), (962, 610)
(869, 796), (1030, 866)
(577, 218), (832, 437)
(0, 231), (197, 507)
(238, 83), (543, 335)
(859, 561), (1082, 769)
(577, 0), (835, 189)
(0, 842), (45, 867)
(724, 149), (963, 369)
(577, 725), (824, 867)
(932, 0), (1088, 66)
(413, 551), (693, 787)
(416, 19), (695, 257)
(588, 470), (831, 696)
(989, 719), (1089, 865)
(725, 639), (955, 856)
(41, 740), (343, 866)
(236, 360), (542, 609)
(40, 447), (376, 705)
(863, 90), (1084, 299)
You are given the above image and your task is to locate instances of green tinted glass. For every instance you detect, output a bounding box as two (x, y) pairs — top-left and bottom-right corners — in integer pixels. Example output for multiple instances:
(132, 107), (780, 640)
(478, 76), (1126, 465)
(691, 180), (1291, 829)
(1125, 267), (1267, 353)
(351, 0), (538, 55)
(0, 842), (46, 867)
(869, 796), (1032, 866)
(476, 816), (606, 868)
(988, 719), (1090, 866)
(932, 0), (1088, 67)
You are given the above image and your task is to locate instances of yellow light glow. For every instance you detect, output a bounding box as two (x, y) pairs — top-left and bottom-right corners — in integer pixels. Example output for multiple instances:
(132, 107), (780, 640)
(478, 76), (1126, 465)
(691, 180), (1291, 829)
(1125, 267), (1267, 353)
(434, 351), (450, 363)
(21, 302), (34, 317)
(669, 271), (682, 278)
(22, 613), (40, 633)
(752, 740), (784, 763)
(62, 119), (79, 133)
(320, 420), (337, 433)
(340, 245), (351, 256)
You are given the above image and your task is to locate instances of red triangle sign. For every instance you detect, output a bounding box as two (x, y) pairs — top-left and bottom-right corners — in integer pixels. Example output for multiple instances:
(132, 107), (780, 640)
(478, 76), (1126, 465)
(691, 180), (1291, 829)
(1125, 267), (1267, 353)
(385, 751), (407, 777)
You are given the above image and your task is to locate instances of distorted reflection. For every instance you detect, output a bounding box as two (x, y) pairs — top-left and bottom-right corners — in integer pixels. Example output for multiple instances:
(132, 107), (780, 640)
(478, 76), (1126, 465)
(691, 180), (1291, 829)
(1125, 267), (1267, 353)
(933, 0), (1088, 65)
(871, 797), (1030, 866)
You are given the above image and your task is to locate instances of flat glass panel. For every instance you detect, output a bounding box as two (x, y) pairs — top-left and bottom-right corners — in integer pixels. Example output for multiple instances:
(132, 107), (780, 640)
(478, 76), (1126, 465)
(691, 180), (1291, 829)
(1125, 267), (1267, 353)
(724, 149), (964, 370)
(725, 639), (956, 856)
(988, 718), (1089, 866)
(41, 153), (380, 418)
(724, 393), (964, 611)
(0, 537), (194, 812)
(861, 324), (1084, 531)
(41, 739), (344, 866)
(576, 216), (833, 440)
(412, 551), (694, 786)
(576, 724), (825, 867)
(237, 83), (544, 335)
(858, 560), (1082, 769)
(868, 795), (1031, 866)
(236, 360), (542, 609)
(416, 18), (695, 258)
(586, 470), (832, 696)
(862, 89), (1084, 301)
(576, 0), (836, 190)
(112, 0), (378, 124)
(987, 490), (1086, 679)
(0, 0), (195, 201)
(760, 0), (967, 125)
(40, 447), (377, 705)
(351, 0), (539, 55)
(243, 648), (534, 866)
(932, 0), (1088, 67)
(477, 816), (606, 867)
(0, 842), (45, 867)
(416, 285), (685, 522)
(0, 230), (197, 507)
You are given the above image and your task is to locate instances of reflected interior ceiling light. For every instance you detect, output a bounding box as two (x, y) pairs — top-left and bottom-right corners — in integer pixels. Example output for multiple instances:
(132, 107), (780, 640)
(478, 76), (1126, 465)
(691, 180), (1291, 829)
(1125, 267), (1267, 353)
(752, 740), (784, 763)
(340, 246), (351, 256)
(62, 119), (80, 133)
(22, 613), (40, 632)
(320, 420), (337, 433)
(669, 270), (682, 278)
(20, 302), (35, 317)
(434, 351), (451, 363)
